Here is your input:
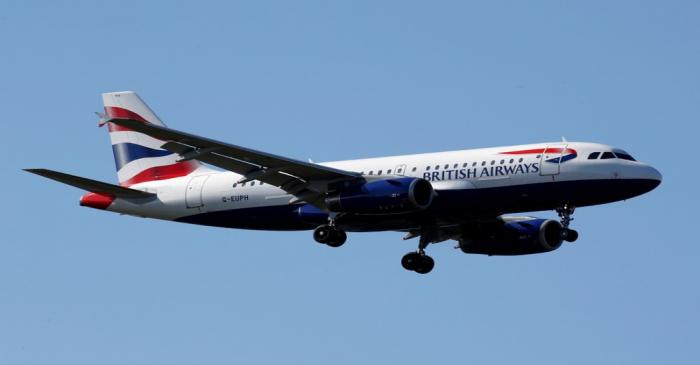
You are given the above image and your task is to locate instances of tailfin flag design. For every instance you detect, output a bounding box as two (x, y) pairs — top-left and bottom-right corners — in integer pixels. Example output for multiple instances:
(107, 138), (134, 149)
(102, 91), (201, 186)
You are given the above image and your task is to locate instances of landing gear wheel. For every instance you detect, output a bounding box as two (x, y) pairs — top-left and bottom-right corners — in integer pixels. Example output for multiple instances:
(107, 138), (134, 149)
(414, 255), (435, 274)
(313, 225), (332, 244)
(314, 225), (347, 247)
(556, 204), (578, 243)
(401, 252), (422, 271)
(327, 229), (347, 248)
(564, 229), (579, 243)
(401, 252), (434, 274)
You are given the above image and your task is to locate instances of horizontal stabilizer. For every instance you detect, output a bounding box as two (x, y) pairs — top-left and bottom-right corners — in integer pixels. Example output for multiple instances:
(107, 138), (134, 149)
(24, 169), (155, 199)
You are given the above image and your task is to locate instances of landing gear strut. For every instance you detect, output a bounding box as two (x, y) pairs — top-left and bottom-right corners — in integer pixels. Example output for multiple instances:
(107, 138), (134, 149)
(556, 204), (579, 243)
(401, 226), (437, 274)
(313, 216), (347, 248)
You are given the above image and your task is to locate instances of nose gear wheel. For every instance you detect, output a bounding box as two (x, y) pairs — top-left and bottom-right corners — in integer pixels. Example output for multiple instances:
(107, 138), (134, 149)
(556, 204), (579, 242)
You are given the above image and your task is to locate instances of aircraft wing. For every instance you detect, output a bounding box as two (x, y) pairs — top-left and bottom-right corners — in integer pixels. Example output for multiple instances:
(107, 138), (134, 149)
(107, 118), (363, 205)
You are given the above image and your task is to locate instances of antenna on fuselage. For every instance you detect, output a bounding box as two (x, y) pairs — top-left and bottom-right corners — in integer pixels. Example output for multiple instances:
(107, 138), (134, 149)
(561, 136), (568, 143)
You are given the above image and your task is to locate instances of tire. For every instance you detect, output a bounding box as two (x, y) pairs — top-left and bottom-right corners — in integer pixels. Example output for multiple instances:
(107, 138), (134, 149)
(401, 252), (422, 271)
(313, 225), (332, 244)
(414, 255), (434, 274)
(565, 229), (579, 243)
(326, 229), (347, 248)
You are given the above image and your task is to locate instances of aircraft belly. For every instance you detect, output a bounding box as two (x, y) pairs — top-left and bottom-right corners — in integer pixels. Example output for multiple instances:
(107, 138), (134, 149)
(171, 178), (653, 231)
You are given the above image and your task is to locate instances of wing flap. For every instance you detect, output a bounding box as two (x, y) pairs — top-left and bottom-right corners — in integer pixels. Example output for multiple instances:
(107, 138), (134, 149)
(24, 169), (155, 199)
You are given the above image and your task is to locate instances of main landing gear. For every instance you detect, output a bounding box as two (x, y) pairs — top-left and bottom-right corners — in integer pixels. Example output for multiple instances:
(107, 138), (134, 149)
(401, 251), (435, 274)
(401, 226), (438, 274)
(313, 224), (347, 248)
(556, 204), (579, 243)
(312, 217), (436, 274)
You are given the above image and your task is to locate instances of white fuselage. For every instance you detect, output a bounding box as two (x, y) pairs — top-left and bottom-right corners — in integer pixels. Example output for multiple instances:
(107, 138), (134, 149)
(103, 141), (661, 231)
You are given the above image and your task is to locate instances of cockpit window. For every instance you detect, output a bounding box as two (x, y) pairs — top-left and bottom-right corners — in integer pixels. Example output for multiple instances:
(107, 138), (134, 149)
(601, 152), (615, 159)
(614, 152), (636, 161)
(588, 152), (600, 160)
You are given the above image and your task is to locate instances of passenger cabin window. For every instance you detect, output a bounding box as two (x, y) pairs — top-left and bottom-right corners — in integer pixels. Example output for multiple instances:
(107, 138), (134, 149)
(369, 171), (374, 175)
(378, 170), (383, 175)
(462, 163), (468, 168)
(412, 167), (417, 172)
(426, 166), (431, 171)
(588, 152), (600, 159)
(601, 152), (615, 159)
(387, 169), (392, 174)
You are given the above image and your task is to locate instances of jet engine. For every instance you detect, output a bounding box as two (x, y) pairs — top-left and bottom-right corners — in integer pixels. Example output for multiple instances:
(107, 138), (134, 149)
(325, 177), (434, 214)
(458, 218), (564, 255)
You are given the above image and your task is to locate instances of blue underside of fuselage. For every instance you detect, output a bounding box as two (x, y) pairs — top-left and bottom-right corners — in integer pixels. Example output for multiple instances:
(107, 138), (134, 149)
(174, 179), (660, 232)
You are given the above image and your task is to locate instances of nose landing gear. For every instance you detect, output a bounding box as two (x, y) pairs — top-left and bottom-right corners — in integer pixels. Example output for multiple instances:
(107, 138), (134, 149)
(556, 204), (579, 243)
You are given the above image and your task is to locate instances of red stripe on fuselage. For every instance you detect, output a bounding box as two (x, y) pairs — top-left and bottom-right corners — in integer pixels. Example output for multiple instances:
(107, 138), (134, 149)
(120, 161), (198, 186)
(500, 148), (546, 155)
(500, 148), (577, 155)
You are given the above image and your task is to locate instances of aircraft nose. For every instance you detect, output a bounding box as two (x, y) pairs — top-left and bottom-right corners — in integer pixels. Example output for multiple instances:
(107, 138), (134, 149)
(647, 166), (662, 183)
(637, 165), (662, 193)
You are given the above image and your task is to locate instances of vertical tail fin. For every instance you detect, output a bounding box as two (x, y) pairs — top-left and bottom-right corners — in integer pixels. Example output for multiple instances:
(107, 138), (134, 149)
(102, 91), (201, 186)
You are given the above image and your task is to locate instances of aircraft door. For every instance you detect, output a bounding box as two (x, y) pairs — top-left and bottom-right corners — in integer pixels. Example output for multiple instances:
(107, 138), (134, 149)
(186, 175), (210, 208)
(394, 164), (407, 176)
(539, 144), (567, 176)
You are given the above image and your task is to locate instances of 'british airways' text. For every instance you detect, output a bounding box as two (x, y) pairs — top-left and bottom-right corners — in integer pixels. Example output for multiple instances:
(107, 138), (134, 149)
(422, 163), (540, 181)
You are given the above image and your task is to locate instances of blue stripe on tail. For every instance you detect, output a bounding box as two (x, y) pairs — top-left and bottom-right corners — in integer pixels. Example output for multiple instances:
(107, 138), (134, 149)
(112, 143), (173, 170)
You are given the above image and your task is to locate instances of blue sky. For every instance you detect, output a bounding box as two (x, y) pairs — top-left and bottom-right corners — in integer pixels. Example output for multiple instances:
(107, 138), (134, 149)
(2, 1), (698, 364)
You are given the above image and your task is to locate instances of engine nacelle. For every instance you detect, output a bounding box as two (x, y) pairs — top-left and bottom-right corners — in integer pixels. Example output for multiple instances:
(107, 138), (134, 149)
(459, 218), (564, 256)
(325, 177), (434, 214)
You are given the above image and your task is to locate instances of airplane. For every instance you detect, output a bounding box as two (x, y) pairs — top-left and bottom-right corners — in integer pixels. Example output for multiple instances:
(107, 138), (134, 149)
(25, 91), (662, 274)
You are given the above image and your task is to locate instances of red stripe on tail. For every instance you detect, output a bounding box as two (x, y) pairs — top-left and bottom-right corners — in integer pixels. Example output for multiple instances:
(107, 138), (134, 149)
(120, 161), (199, 186)
(105, 106), (150, 132)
